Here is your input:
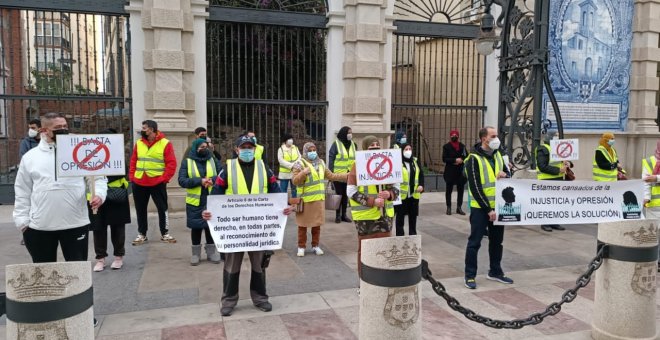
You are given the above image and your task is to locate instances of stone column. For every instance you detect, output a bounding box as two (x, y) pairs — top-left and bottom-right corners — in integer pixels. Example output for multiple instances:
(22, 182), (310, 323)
(359, 235), (422, 339)
(628, 0), (660, 133)
(341, 0), (395, 146)
(126, 0), (208, 211)
(5, 262), (94, 339)
(325, 4), (346, 160)
(592, 219), (658, 340)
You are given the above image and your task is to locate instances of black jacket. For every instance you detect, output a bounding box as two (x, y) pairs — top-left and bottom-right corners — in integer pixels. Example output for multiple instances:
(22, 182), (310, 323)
(464, 144), (509, 211)
(89, 173), (131, 230)
(178, 149), (222, 229)
(595, 148), (618, 170)
(536, 144), (560, 176)
(442, 142), (468, 182)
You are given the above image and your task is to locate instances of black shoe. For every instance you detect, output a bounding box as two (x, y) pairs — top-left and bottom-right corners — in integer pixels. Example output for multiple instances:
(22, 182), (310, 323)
(93, 318), (99, 327)
(255, 301), (272, 312)
(456, 208), (466, 215)
(341, 216), (352, 223)
(541, 225), (553, 232)
(221, 306), (234, 316)
(551, 225), (565, 230)
(446, 207), (452, 215)
(335, 216), (341, 223)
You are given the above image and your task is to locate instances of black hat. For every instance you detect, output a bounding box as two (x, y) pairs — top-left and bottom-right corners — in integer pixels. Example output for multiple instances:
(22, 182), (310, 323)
(235, 135), (256, 147)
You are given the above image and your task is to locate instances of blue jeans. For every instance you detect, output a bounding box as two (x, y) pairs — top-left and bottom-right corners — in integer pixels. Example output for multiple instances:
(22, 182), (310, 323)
(279, 179), (297, 198)
(464, 208), (504, 279)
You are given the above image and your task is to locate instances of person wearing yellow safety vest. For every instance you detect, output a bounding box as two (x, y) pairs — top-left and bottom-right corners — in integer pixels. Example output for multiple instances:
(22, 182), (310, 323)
(329, 126), (358, 223)
(90, 128), (131, 272)
(394, 143), (424, 236)
(129, 120), (178, 245)
(463, 126), (514, 290)
(391, 131), (407, 149)
(201, 135), (294, 317)
(291, 142), (348, 257)
(593, 132), (623, 181)
(347, 136), (400, 276)
(277, 133), (300, 198)
(178, 138), (222, 266)
(641, 139), (660, 270)
(245, 129), (267, 162)
(535, 129), (571, 232)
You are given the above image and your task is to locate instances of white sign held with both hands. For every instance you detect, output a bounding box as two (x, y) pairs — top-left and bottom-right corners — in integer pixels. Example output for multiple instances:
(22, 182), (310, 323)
(55, 134), (126, 177)
(207, 193), (288, 253)
(355, 149), (403, 186)
(495, 179), (645, 225)
(549, 138), (579, 162)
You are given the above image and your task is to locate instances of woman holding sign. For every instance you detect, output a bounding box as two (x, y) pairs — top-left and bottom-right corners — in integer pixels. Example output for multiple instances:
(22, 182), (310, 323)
(178, 138), (222, 265)
(291, 142), (348, 257)
(395, 143), (424, 236)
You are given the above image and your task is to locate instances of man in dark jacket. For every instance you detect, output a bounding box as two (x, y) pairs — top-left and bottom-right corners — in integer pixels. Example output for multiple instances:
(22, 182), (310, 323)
(19, 119), (41, 159)
(442, 129), (468, 215)
(535, 130), (569, 232)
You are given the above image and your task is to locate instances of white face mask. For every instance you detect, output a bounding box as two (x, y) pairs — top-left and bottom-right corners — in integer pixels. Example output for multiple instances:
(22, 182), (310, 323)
(28, 129), (38, 138)
(403, 150), (412, 158)
(286, 139), (293, 146)
(346, 133), (353, 141)
(488, 137), (501, 150)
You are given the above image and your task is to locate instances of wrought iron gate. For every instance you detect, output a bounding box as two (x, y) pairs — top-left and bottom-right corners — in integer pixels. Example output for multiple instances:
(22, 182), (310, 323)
(206, 1), (328, 172)
(0, 0), (131, 203)
(392, 0), (486, 175)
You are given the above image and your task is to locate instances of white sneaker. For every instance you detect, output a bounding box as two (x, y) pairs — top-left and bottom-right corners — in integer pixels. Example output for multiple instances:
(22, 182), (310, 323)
(312, 246), (324, 255)
(297, 248), (305, 257)
(93, 259), (105, 272)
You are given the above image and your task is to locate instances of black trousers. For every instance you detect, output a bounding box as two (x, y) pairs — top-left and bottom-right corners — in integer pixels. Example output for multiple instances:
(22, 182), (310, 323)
(93, 224), (126, 259)
(445, 179), (465, 209)
(23, 225), (89, 263)
(222, 251), (268, 308)
(334, 182), (349, 217)
(464, 208), (504, 279)
(132, 182), (169, 235)
(190, 227), (214, 245)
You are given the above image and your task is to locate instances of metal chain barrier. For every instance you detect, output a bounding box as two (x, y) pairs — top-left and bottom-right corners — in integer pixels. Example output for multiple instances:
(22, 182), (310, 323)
(421, 246), (606, 329)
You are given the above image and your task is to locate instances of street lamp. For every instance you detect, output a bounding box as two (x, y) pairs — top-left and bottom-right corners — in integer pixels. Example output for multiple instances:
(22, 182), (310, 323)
(473, 0), (564, 173)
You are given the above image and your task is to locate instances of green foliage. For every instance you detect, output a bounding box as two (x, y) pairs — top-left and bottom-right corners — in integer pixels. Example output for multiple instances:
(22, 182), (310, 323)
(30, 63), (73, 95)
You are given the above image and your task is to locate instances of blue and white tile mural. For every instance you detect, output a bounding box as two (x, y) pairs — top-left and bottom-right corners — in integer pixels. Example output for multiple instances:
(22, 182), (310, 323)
(543, 0), (634, 131)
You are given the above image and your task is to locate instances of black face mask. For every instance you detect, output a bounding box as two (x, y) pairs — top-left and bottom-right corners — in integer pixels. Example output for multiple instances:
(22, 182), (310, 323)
(451, 136), (458, 142)
(140, 131), (149, 138)
(198, 149), (209, 157)
(52, 129), (69, 136)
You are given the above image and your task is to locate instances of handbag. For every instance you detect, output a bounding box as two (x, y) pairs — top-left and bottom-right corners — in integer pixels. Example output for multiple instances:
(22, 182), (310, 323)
(106, 187), (128, 203)
(564, 167), (575, 181)
(289, 197), (304, 213)
(325, 181), (342, 210)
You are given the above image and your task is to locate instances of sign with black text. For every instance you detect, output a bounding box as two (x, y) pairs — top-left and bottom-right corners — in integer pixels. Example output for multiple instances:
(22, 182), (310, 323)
(549, 138), (579, 162)
(206, 194), (288, 252)
(355, 149), (403, 186)
(56, 134), (126, 177)
(495, 179), (644, 225)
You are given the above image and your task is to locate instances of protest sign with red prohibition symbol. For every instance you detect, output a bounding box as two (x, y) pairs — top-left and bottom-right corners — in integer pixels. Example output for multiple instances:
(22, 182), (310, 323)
(550, 138), (579, 162)
(56, 134), (126, 177)
(355, 149), (403, 186)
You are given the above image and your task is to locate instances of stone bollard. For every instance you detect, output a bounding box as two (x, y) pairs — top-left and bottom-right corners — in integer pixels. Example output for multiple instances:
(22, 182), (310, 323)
(5, 262), (94, 339)
(359, 235), (422, 340)
(592, 219), (658, 340)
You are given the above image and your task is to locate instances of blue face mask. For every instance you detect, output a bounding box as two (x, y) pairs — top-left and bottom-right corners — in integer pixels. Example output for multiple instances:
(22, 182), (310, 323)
(608, 140), (615, 146)
(307, 151), (318, 160)
(239, 149), (255, 162)
(399, 138), (407, 144)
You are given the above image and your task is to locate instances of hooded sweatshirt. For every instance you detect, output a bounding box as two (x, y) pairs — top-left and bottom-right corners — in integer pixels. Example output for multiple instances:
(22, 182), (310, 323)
(13, 137), (108, 231)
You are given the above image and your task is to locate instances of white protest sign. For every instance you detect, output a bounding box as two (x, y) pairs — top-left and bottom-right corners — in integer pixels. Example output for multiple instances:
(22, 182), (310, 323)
(355, 149), (403, 186)
(550, 139), (579, 162)
(56, 134), (126, 177)
(495, 179), (645, 225)
(207, 193), (288, 253)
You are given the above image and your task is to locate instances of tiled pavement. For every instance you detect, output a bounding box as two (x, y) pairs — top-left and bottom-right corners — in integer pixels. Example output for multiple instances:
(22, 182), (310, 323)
(1, 192), (658, 339)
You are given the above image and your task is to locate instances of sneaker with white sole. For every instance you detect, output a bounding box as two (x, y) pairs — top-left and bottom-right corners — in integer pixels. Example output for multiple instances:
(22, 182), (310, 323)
(312, 246), (324, 255)
(160, 233), (177, 243)
(110, 256), (123, 270)
(297, 248), (305, 257)
(486, 274), (514, 284)
(131, 234), (148, 246)
(464, 278), (477, 289)
(93, 259), (105, 272)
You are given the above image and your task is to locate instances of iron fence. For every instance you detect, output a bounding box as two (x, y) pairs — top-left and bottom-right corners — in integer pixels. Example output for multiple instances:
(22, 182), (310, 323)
(0, 6), (131, 203)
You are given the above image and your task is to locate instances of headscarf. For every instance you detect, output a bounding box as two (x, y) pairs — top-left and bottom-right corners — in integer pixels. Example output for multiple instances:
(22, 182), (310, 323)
(449, 129), (460, 151)
(654, 139), (660, 175)
(543, 129), (557, 144)
(190, 138), (209, 159)
(337, 126), (352, 149)
(362, 135), (379, 150)
(598, 132), (615, 158)
(301, 142), (321, 170)
(401, 143), (412, 163)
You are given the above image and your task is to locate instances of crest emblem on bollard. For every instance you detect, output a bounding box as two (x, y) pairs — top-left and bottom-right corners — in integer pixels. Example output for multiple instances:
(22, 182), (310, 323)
(631, 263), (657, 297)
(383, 286), (419, 330)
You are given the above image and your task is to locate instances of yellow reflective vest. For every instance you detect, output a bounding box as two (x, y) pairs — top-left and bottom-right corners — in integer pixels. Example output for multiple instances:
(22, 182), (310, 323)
(642, 156), (660, 207)
(535, 144), (563, 180)
(467, 152), (503, 209)
(350, 185), (395, 220)
(333, 140), (356, 174)
(297, 159), (325, 203)
(134, 138), (169, 179)
(401, 158), (421, 200)
(226, 159), (267, 195)
(592, 145), (617, 182)
(185, 158), (218, 206)
(278, 146), (300, 175)
(255, 144), (265, 161)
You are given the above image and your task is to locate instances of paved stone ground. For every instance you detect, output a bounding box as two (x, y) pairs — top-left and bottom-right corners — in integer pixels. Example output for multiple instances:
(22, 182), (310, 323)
(1, 192), (658, 339)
